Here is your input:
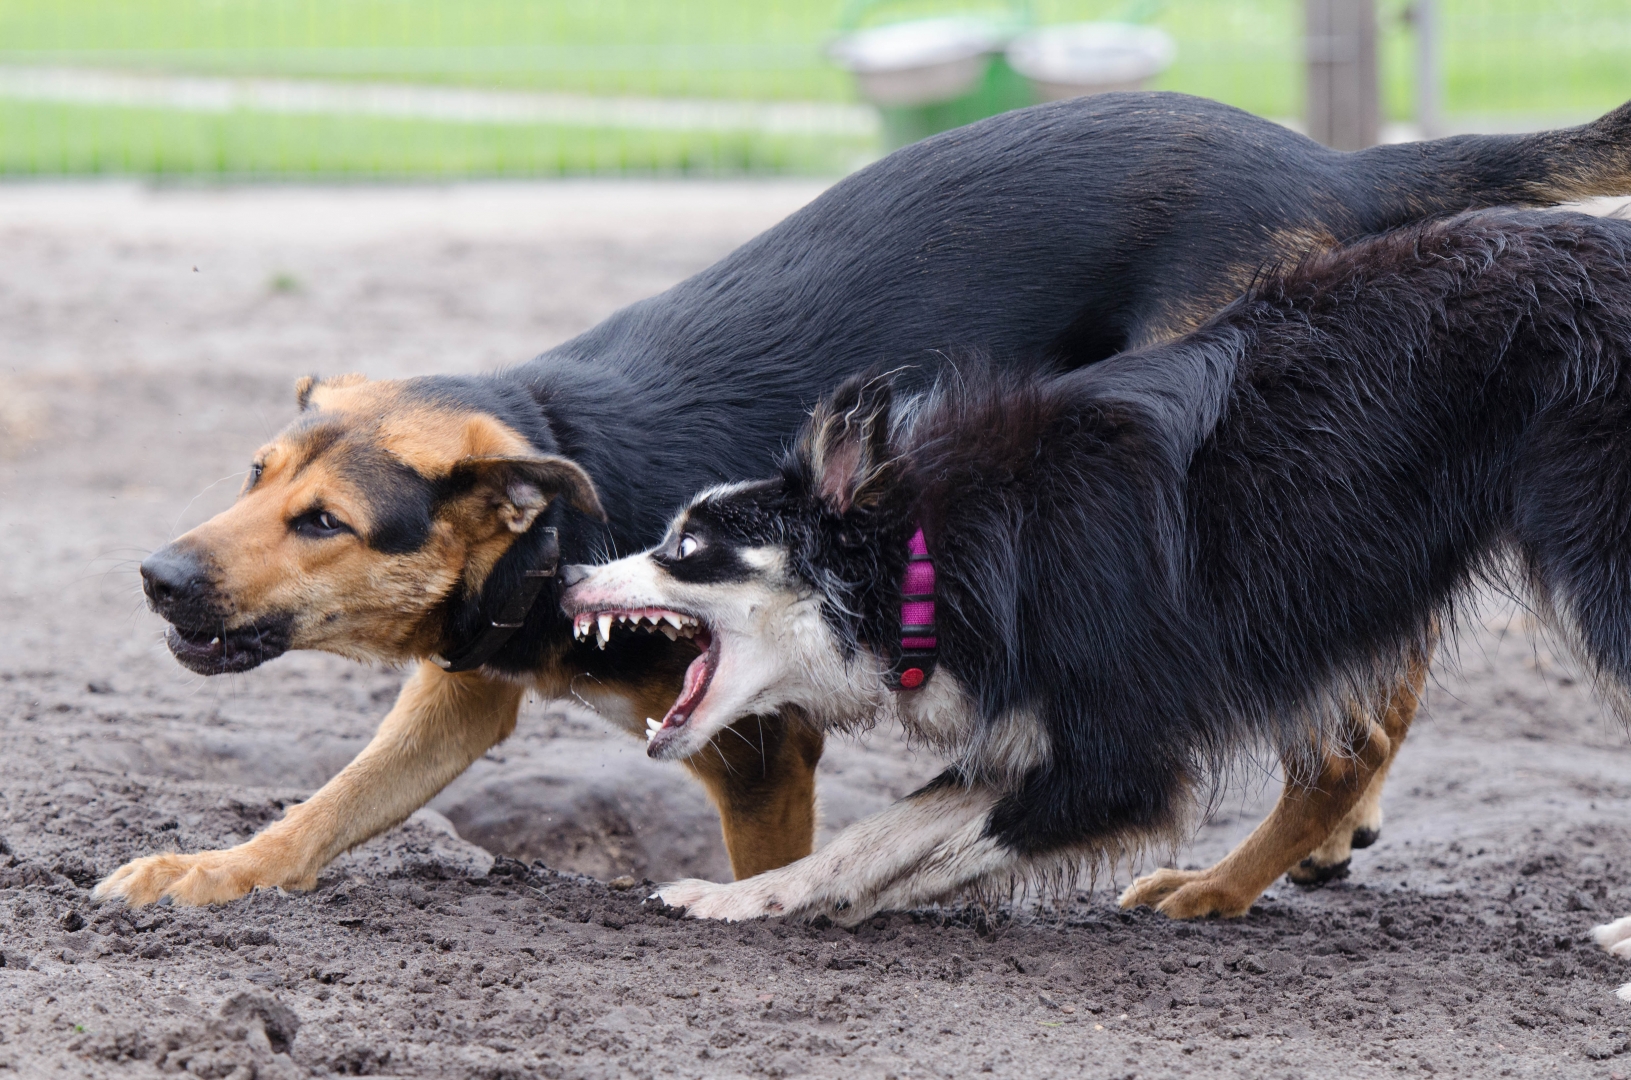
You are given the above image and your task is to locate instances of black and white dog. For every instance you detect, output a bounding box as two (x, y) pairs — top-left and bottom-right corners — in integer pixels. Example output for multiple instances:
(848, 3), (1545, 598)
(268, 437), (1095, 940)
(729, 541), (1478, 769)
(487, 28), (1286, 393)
(563, 209), (1631, 925)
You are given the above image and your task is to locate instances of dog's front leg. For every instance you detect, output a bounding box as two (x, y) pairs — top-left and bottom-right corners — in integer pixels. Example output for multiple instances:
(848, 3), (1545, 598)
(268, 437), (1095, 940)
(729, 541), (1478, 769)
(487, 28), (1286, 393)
(95, 662), (522, 907)
(683, 710), (825, 880)
(655, 777), (1006, 924)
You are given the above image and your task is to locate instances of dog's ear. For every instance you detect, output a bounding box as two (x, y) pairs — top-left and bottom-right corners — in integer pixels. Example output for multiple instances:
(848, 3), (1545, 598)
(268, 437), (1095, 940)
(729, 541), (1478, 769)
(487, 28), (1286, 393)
(449, 454), (607, 532)
(295, 373), (368, 412)
(800, 375), (897, 513)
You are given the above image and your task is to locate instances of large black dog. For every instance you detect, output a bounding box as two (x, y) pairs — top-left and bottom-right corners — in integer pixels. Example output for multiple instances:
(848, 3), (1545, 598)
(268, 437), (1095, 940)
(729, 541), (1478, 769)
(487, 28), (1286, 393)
(564, 209), (1631, 926)
(110, 94), (1631, 910)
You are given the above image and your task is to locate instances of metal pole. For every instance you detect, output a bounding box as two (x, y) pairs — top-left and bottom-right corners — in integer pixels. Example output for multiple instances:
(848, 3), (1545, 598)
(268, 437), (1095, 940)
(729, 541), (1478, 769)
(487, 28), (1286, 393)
(1306, 0), (1380, 149)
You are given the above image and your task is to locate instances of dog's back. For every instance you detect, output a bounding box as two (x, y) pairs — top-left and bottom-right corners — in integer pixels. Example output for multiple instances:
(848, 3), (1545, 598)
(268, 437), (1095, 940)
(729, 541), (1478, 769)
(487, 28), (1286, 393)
(520, 94), (1631, 550)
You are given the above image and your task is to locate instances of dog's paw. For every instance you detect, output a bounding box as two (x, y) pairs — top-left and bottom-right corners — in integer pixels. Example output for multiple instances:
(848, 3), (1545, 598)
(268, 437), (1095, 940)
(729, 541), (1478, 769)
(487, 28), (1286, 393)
(1286, 854), (1352, 886)
(1592, 915), (1631, 958)
(1118, 868), (1254, 919)
(652, 878), (788, 922)
(94, 850), (305, 908)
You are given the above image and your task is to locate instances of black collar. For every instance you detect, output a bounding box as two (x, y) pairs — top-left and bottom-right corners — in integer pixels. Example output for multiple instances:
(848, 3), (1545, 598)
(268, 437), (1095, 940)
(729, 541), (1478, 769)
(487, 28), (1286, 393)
(433, 500), (565, 673)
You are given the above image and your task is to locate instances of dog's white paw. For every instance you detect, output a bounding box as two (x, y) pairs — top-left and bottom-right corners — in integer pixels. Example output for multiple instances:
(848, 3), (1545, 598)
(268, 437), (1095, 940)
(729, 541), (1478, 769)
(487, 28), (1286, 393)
(653, 877), (788, 921)
(1592, 915), (1631, 956)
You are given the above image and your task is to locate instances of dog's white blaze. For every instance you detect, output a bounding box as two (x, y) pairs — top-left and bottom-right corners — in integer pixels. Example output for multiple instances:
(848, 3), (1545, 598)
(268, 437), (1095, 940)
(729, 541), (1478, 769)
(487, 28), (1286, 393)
(655, 782), (1007, 923)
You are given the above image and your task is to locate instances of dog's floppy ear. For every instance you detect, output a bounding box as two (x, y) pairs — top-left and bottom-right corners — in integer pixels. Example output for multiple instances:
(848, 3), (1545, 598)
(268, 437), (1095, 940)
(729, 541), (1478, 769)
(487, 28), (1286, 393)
(449, 454), (607, 532)
(800, 375), (897, 513)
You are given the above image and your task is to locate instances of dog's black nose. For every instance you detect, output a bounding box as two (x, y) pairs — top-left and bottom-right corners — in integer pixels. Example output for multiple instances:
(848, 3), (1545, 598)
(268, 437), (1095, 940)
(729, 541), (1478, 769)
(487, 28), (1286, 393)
(558, 563), (590, 588)
(140, 546), (209, 613)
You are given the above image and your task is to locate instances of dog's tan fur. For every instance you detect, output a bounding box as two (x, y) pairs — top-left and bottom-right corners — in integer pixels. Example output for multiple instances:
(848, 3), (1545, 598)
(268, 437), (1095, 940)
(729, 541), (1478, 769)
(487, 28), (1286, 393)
(99, 373), (1414, 911)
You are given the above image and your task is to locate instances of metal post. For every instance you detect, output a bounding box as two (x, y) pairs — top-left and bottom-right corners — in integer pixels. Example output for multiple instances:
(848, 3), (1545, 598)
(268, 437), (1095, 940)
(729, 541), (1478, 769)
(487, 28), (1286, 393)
(1413, 0), (1442, 138)
(1306, 0), (1380, 149)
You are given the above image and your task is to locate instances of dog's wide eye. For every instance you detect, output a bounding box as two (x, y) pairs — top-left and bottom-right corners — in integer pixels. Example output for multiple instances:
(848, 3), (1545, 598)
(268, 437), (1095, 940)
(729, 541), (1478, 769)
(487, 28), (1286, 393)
(248, 462), (264, 485)
(678, 535), (698, 558)
(293, 509), (350, 539)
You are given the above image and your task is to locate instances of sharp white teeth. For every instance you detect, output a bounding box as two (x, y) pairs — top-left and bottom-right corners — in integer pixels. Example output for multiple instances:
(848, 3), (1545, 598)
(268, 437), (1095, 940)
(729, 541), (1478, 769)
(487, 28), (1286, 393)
(662, 612), (683, 630)
(573, 614), (589, 640)
(658, 624), (678, 640)
(646, 717), (661, 741)
(597, 613), (613, 649)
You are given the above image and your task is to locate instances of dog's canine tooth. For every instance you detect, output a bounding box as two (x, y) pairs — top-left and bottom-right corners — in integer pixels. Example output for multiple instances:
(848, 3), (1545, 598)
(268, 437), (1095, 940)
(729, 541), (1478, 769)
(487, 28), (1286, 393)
(645, 717), (661, 742)
(597, 613), (613, 648)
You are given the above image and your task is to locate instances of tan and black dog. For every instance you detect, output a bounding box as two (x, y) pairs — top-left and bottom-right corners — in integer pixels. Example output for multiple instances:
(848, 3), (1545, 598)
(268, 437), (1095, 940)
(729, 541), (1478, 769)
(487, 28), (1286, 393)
(97, 92), (1631, 913)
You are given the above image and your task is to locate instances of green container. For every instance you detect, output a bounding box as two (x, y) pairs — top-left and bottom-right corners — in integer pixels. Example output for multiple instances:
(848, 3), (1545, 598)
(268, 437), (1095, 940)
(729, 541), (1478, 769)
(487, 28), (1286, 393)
(876, 54), (1035, 149)
(829, 4), (1036, 150)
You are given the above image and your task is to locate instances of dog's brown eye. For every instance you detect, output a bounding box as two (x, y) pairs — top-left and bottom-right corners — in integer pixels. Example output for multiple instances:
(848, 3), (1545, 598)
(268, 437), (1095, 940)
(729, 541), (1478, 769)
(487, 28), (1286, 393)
(292, 509), (350, 539)
(678, 535), (698, 558)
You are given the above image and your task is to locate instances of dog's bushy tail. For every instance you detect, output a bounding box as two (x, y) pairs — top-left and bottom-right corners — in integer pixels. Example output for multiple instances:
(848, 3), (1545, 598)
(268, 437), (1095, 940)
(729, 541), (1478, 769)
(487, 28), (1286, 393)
(1360, 100), (1631, 223)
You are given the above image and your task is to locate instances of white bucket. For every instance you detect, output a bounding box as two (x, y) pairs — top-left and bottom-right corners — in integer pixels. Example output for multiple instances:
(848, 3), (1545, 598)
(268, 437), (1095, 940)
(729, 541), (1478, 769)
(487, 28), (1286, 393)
(828, 17), (1010, 108)
(1006, 23), (1176, 101)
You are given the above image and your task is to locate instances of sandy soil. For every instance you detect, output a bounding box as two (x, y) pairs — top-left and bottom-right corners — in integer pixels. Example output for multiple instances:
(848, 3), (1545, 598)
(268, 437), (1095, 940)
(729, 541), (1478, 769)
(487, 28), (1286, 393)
(3, 181), (1631, 1079)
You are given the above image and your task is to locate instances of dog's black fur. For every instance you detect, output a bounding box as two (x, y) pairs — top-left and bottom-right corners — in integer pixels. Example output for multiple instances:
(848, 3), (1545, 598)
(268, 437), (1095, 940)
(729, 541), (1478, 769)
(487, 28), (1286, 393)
(426, 93), (1631, 672)
(648, 208), (1631, 869)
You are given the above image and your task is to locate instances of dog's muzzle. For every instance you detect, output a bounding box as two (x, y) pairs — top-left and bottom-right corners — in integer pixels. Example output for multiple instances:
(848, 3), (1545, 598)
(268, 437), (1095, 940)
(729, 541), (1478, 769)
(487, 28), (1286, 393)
(141, 544), (292, 675)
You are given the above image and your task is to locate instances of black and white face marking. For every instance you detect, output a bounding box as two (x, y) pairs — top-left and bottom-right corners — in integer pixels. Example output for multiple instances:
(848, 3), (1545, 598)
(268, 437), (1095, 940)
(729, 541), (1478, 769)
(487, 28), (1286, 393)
(562, 482), (864, 760)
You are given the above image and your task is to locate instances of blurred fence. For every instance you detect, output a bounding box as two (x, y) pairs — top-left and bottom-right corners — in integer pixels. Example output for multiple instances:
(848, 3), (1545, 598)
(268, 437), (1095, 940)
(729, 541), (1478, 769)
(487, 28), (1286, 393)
(0, 0), (1626, 178)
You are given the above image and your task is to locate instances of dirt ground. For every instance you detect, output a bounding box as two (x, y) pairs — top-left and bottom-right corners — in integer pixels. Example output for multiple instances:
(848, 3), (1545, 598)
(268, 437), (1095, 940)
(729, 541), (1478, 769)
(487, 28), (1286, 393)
(5, 181), (1631, 1080)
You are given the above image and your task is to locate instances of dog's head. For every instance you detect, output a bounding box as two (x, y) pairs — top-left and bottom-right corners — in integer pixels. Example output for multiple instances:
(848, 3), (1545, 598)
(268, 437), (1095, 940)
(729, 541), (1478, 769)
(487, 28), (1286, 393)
(141, 374), (603, 675)
(562, 376), (914, 759)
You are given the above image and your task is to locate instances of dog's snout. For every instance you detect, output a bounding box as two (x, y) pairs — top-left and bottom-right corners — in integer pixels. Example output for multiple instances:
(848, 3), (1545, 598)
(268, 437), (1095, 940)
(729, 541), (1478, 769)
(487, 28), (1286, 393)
(140, 546), (210, 613)
(558, 563), (590, 588)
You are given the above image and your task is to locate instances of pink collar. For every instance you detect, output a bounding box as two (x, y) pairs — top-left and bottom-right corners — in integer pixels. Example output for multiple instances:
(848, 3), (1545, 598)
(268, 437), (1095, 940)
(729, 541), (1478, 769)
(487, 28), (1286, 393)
(889, 527), (937, 691)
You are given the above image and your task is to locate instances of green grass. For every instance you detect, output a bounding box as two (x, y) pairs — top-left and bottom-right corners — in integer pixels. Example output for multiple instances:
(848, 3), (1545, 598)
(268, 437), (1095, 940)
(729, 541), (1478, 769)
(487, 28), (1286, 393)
(0, 0), (1626, 177)
(0, 99), (869, 177)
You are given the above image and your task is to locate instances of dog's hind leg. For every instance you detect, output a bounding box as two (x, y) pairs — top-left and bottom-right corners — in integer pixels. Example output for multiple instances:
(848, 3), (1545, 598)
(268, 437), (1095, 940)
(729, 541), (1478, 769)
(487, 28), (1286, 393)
(682, 708), (825, 880)
(94, 662), (522, 907)
(1285, 730), (1403, 885)
(1118, 653), (1427, 919)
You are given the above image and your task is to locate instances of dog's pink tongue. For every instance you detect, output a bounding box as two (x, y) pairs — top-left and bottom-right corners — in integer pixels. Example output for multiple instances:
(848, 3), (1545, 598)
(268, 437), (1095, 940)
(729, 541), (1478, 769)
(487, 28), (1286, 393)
(660, 630), (714, 729)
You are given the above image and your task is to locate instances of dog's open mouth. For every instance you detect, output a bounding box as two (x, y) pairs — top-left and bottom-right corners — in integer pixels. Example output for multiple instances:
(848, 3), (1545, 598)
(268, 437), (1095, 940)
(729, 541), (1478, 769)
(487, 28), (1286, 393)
(571, 608), (717, 741)
(164, 619), (292, 675)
